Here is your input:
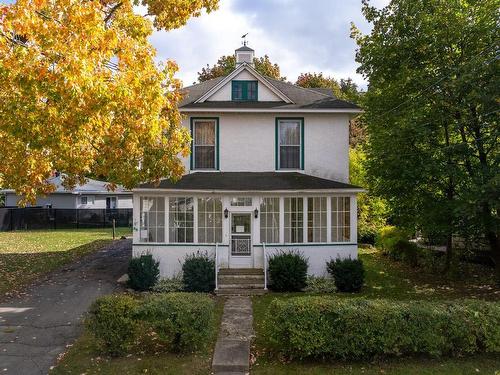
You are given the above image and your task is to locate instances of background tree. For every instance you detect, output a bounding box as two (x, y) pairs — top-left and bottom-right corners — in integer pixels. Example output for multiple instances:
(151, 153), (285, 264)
(353, 0), (499, 276)
(0, 0), (218, 204)
(295, 72), (343, 98)
(197, 54), (285, 83)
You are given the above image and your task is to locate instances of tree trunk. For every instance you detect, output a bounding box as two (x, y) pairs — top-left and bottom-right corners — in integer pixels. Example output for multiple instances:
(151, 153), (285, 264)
(481, 203), (500, 283)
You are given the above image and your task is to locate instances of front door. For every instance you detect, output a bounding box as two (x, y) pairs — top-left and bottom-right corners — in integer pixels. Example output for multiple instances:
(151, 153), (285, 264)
(230, 213), (253, 268)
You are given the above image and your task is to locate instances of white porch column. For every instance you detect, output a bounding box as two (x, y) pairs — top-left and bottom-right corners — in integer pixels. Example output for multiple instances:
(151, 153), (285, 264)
(303, 196), (308, 243)
(326, 196), (332, 243)
(132, 194), (140, 244)
(350, 195), (358, 244)
(279, 197), (285, 243)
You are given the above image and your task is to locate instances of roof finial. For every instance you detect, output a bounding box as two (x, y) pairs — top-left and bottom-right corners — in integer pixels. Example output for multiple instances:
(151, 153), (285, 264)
(241, 33), (248, 46)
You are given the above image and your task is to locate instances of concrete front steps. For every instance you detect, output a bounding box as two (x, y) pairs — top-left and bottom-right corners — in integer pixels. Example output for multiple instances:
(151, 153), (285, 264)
(215, 268), (267, 296)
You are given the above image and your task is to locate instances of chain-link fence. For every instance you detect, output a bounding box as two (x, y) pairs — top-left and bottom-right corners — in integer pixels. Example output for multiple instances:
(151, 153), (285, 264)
(0, 208), (132, 231)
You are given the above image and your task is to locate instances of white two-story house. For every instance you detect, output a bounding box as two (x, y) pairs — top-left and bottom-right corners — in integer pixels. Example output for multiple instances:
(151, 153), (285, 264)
(132, 45), (362, 280)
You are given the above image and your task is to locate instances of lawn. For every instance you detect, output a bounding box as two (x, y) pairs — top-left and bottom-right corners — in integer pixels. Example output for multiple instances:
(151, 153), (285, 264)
(0, 228), (131, 297)
(51, 296), (225, 375)
(252, 248), (500, 374)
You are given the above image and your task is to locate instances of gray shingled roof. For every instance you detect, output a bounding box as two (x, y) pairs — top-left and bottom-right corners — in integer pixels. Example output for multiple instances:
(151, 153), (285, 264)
(179, 70), (360, 110)
(137, 172), (361, 191)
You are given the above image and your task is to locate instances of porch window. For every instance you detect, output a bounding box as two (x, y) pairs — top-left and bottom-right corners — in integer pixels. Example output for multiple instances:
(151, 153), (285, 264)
(169, 197), (194, 243)
(106, 196), (117, 209)
(277, 119), (303, 169)
(260, 197), (280, 243)
(198, 197), (223, 243)
(230, 197), (252, 206)
(139, 197), (165, 243)
(192, 119), (217, 170)
(284, 197), (303, 243)
(307, 197), (327, 242)
(331, 197), (350, 242)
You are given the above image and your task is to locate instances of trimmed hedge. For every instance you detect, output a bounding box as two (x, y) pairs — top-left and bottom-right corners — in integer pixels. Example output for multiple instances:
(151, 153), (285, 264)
(268, 250), (308, 292)
(86, 294), (141, 356)
(265, 297), (500, 359)
(138, 293), (215, 352)
(86, 293), (215, 356)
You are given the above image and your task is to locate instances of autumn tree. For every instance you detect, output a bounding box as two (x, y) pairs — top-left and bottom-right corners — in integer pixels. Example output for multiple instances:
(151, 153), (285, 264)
(296, 72), (343, 98)
(0, 0), (218, 204)
(198, 54), (285, 82)
(353, 0), (499, 276)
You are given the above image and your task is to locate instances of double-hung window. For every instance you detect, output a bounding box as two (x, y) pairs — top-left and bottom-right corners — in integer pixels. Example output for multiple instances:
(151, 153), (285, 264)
(169, 197), (194, 243)
(192, 119), (218, 170)
(277, 119), (303, 169)
(260, 197), (280, 243)
(307, 197), (327, 242)
(331, 197), (351, 242)
(139, 197), (165, 243)
(284, 197), (303, 243)
(198, 197), (223, 243)
(232, 80), (258, 101)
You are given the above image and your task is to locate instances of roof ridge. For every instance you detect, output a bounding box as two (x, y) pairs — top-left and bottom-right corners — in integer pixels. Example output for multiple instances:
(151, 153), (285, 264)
(181, 75), (227, 90)
(264, 76), (335, 99)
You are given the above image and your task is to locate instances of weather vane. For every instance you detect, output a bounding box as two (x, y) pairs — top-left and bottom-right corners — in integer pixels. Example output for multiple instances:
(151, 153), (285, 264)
(241, 33), (248, 46)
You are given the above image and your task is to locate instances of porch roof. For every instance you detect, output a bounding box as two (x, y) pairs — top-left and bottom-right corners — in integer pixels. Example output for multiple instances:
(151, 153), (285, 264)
(136, 172), (362, 192)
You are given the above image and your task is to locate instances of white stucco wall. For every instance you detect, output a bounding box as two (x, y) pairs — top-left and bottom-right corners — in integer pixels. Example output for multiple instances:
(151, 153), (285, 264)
(182, 112), (350, 182)
(207, 70), (282, 102)
(133, 243), (357, 278)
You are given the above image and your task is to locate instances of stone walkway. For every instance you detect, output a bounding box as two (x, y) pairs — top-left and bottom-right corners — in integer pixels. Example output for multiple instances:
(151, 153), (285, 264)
(212, 296), (254, 374)
(0, 239), (131, 375)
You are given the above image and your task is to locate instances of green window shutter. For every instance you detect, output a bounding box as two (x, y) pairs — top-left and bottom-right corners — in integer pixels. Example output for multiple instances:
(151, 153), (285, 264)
(231, 80), (258, 101)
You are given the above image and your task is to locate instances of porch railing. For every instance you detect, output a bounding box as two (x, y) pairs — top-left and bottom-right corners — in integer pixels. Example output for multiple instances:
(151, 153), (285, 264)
(215, 242), (219, 291)
(263, 242), (268, 290)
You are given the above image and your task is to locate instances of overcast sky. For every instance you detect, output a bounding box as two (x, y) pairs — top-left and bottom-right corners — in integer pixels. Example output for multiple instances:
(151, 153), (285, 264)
(150, 0), (389, 88)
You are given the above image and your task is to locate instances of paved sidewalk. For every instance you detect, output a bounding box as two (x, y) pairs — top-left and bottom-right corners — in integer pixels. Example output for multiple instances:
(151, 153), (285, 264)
(212, 296), (254, 374)
(0, 239), (131, 375)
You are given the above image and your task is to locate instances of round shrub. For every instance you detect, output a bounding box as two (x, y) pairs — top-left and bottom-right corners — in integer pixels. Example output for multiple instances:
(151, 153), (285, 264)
(86, 294), (140, 356)
(375, 226), (409, 258)
(326, 257), (365, 292)
(268, 250), (308, 292)
(128, 254), (160, 291)
(182, 251), (215, 292)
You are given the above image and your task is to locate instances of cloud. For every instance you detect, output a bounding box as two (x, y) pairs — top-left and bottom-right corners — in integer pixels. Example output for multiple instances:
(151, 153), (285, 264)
(150, 0), (389, 89)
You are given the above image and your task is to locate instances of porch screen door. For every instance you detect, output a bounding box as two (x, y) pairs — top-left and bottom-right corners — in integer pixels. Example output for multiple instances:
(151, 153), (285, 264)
(231, 213), (251, 256)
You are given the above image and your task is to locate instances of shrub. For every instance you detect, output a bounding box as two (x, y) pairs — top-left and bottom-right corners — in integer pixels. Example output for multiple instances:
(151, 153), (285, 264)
(152, 274), (185, 293)
(375, 225), (408, 257)
(138, 293), (215, 352)
(128, 254), (160, 291)
(265, 297), (500, 359)
(86, 294), (140, 356)
(326, 258), (364, 292)
(268, 250), (308, 292)
(182, 251), (215, 292)
(303, 276), (336, 293)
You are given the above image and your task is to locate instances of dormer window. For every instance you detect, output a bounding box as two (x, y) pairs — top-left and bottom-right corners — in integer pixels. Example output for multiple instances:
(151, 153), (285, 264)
(232, 80), (258, 101)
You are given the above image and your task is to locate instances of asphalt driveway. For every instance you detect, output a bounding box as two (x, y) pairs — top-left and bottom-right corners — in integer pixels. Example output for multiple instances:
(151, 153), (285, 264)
(0, 238), (131, 375)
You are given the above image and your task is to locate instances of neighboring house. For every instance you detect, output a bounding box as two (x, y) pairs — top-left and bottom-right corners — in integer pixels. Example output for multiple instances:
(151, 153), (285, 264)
(3, 174), (132, 209)
(132, 45), (362, 281)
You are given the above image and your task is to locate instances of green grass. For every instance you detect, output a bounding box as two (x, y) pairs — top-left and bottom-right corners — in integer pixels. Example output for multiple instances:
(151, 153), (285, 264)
(51, 296), (225, 375)
(252, 248), (500, 375)
(0, 228), (131, 297)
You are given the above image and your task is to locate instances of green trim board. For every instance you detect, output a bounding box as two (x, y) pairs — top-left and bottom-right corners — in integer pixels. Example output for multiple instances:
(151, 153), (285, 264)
(231, 80), (258, 101)
(275, 117), (305, 170)
(134, 243), (230, 247)
(190, 117), (220, 171)
(253, 243), (357, 247)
